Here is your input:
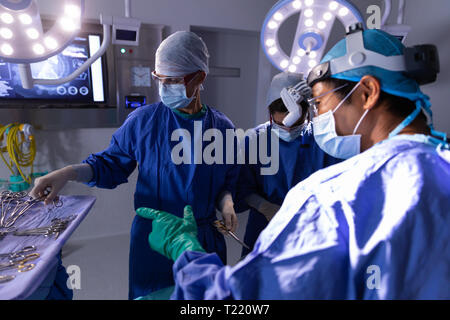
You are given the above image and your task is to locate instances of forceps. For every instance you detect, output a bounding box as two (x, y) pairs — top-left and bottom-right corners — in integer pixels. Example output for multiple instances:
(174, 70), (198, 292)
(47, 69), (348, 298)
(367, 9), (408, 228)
(213, 220), (250, 250)
(0, 253), (40, 273)
(0, 227), (16, 241)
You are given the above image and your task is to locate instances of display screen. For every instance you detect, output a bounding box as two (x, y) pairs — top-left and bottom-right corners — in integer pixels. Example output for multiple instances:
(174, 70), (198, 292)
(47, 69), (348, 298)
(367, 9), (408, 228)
(116, 29), (137, 41)
(0, 35), (105, 103)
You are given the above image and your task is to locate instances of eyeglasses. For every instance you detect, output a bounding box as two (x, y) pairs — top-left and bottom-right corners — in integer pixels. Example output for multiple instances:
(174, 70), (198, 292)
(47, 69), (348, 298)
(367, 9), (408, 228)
(151, 71), (185, 85)
(307, 84), (349, 116)
(151, 71), (200, 85)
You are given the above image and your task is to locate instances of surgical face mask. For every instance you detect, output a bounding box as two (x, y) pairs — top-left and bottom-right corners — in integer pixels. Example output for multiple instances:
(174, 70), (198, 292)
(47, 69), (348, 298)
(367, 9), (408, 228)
(159, 83), (196, 110)
(272, 122), (305, 143)
(312, 82), (370, 159)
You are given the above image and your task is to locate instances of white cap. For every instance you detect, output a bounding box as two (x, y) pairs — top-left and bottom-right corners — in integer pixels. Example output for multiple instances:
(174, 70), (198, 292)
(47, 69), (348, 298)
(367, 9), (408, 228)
(155, 31), (210, 77)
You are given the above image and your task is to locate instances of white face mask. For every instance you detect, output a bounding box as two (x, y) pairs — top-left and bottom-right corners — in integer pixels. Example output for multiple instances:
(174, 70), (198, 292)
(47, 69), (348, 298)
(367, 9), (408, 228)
(272, 122), (306, 142)
(312, 81), (370, 159)
(158, 74), (200, 110)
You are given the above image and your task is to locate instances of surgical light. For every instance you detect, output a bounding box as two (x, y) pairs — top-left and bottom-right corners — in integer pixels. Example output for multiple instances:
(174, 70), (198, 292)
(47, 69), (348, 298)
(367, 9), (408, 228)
(65, 4), (81, 18)
(1, 43), (12, 55)
(261, 0), (364, 72)
(1, 12), (13, 24)
(32, 43), (44, 55)
(339, 7), (349, 16)
(26, 28), (39, 39)
(323, 12), (333, 21)
(308, 60), (317, 68)
(268, 20), (278, 29)
(289, 65), (297, 72)
(304, 9), (313, 17)
(0, 27), (12, 39)
(266, 38), (275, 47)
(60, 16), (79, 32)
(292, 0), (302, 9)
(19, 14), (32, 25)
(317, 21), (326, 29)
(0, 0), (85, 65)
(44, 37), (58, 50)
(274, 12), (284, 21)
(329, 1), (338, 10)
(269, 47), (278, 55)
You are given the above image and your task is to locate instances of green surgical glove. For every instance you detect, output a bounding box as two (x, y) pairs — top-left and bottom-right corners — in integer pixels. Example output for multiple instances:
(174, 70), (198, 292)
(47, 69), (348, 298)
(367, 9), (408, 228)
(136, 205), (206, 261)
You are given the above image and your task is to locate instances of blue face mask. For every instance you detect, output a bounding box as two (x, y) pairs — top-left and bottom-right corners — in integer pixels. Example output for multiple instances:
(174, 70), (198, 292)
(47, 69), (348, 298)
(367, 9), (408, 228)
(312, 82), (369, 159)
(159, 83), (195, 110)
(272, 123), (305, 142)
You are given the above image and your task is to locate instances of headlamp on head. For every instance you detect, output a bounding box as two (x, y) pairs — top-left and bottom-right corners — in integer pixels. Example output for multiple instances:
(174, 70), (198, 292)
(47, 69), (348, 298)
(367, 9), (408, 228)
(307, 23), (440, 88)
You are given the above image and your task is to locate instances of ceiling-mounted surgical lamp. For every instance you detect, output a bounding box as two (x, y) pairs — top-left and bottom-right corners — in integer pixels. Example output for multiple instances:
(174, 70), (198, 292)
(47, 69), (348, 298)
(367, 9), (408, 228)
(261, 0), (364, 74)
(0, 0), (84, 64)
(0, 0), (112, 89)
(0, 0), (141, 90)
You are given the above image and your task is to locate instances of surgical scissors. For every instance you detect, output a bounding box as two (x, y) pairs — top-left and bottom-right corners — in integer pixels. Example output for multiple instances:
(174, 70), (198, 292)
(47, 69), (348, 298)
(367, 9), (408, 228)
(0, 190), (63, 228)
(0, 246), (36, 261)
(213, 220), (250, 250)
(0, 252), (40, 273)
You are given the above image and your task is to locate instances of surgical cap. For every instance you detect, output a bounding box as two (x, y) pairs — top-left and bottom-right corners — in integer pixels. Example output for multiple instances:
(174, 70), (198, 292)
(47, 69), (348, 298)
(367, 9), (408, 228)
(321, 29), (431, 111)
(267, 72), (303, 106)
(155, 31), (210, 77)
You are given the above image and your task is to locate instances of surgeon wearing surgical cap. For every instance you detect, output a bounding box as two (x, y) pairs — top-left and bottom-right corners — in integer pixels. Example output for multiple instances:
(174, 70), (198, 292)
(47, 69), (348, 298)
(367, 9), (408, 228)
(30, 31), (240, 299)
(133, 29), (449, 300)
(234, 72), (340, 257)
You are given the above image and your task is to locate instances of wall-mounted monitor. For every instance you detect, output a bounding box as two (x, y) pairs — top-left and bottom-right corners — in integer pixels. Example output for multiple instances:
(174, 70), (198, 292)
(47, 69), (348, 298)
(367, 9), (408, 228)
(0, 34), (106, 104)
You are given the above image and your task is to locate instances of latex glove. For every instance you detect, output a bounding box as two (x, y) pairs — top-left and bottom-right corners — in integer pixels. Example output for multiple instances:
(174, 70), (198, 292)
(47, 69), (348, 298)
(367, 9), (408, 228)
(30, 166), (76, 205)
(217, 192), (238, 234)
(245, 193), (281, 221)
(136, 205), (206, 261)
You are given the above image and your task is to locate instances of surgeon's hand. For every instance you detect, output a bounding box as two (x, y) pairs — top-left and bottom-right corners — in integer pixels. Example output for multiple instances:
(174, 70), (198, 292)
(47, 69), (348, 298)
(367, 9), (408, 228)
(136, 205), (206, 261)
(30, 166), (76, 205)
(220, 203), (238, 234)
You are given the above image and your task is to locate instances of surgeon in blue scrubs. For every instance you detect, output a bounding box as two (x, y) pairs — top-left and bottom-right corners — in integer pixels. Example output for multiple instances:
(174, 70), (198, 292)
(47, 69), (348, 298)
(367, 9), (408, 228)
(236, 72), (340, 257)
(135, 28), (450, 300)
(31, 31), (240, 299)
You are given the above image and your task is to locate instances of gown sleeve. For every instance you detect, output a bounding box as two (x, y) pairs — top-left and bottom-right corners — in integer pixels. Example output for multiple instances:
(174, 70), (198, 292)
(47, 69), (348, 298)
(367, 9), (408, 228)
(82, 114), (138, 189)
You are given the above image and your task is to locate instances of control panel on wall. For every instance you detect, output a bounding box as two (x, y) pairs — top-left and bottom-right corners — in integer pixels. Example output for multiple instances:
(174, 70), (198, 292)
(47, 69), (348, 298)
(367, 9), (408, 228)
(115, 24), (163, 123)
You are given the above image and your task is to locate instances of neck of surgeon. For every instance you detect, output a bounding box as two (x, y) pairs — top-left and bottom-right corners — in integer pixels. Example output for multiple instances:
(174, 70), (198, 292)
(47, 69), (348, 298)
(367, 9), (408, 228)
(366, 105), (430, 151)
(178, 89), (203, 115)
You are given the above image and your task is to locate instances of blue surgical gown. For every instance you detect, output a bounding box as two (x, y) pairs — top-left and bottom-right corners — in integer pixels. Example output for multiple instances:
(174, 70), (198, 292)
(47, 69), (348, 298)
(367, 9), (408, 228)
(235, 123), (340, 256)
(82, 103), (239, 299)
(171, 136), (450, 299)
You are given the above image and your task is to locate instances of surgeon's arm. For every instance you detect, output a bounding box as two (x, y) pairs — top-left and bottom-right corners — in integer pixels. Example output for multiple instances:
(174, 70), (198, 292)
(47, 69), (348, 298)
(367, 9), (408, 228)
(30, 164), (90, 204)
(82, 116), (138, 189)
(245, 193), (281, 221)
